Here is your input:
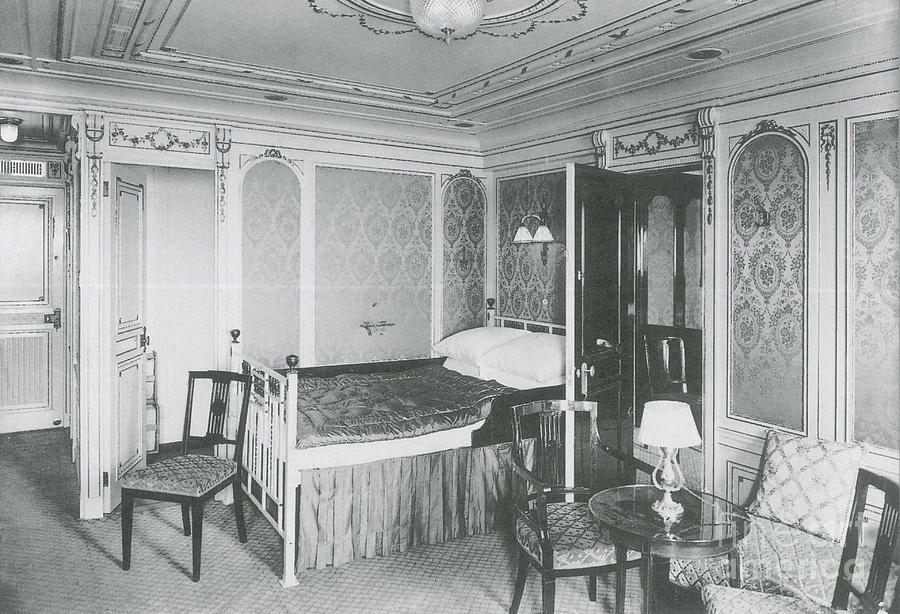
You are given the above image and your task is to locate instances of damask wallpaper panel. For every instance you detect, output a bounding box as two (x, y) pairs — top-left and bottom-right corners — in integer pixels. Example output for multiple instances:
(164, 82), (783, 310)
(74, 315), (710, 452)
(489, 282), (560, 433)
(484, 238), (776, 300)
(729, 134), (806, 431)
(442, 174), (485, 338)
(851, 117), (899, 451)
(646, 195), (675, 326)
(496, 171), (566, 325)
(315, 167), (432, 364)
(684, 197), (703, 329)
(241, 160), (302, 366)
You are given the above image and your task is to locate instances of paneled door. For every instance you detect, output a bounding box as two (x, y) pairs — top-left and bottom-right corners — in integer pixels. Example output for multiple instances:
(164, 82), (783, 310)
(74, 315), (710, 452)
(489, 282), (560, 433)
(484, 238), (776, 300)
(566, 163), (705, 491)
(567, 163), (633, 491)
(0, 186), (66, 433)
(107, 170), (147, 511)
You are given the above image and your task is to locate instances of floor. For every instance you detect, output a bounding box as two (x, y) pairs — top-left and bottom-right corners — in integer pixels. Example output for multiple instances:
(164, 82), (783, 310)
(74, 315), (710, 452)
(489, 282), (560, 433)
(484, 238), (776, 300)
(0, 428), (703, 613)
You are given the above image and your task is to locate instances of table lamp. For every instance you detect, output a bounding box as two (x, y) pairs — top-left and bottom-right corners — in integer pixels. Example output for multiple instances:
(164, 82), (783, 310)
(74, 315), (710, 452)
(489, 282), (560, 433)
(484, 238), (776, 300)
(638, 400), (701, 526)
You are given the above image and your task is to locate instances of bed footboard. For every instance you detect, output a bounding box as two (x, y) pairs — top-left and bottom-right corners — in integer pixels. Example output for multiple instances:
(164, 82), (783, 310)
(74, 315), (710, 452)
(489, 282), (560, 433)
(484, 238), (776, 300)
(230, 338), (299, 587)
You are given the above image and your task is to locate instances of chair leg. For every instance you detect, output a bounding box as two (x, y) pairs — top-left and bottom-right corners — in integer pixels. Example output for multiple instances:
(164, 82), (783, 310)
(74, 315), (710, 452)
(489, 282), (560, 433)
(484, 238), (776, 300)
(541, 574), (556, 614)
(233, 479), (247, 543)
(181, 503), (191, 536)
(509, 553), (529, 614)
(588, 573), (597, 602)
(121, 493), (134, 571)
(191, 500), (204, 582)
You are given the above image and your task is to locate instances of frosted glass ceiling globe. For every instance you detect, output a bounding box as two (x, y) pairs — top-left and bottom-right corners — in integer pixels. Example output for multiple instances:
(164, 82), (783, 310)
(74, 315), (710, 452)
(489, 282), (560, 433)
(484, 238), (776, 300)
(410, 0), (485, 43)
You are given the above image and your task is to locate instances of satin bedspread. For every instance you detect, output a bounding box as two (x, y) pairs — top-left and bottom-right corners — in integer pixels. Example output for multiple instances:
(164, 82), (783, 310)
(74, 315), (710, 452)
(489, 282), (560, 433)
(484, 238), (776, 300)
(295, 365), (511, 449)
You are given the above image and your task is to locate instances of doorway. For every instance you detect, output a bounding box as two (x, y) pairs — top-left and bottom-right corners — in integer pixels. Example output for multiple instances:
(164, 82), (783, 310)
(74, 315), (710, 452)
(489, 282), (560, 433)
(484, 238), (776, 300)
(103, 163), (216, 512)
(566, 163), (704, 490)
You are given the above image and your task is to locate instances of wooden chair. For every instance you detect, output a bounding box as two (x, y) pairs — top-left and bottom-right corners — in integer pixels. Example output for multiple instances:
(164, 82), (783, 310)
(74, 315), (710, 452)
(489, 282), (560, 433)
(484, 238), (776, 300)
(644, 333), (688, 395)
(120, 370), (252, 582)
(507, 400), (641, 614)
(639, 326), (702, 433)
(701, 467), (899, 613)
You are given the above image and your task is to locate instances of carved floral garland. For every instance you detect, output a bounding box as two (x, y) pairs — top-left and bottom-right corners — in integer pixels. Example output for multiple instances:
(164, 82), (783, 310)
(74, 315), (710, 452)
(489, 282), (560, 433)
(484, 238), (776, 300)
(109, 122), (210, 154)
(614, 125), (698, 158)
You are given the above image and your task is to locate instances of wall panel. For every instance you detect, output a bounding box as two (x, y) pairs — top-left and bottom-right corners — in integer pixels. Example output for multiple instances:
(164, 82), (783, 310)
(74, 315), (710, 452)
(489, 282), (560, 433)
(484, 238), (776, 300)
(850, 116), (899, 451)
(496, 171), (566, 325)
(315, 167), (432, 364)
(241, 160), (302, 367)
(442, 174), (486, 338)
(728, 133), (807, 431)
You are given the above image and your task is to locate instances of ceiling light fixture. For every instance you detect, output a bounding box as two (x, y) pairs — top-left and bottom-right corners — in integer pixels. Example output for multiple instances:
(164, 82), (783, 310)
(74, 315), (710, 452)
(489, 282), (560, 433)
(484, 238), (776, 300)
(411, 0), (483, 43)
(0, 117), (22, 143)
(308, 0), (587, 45)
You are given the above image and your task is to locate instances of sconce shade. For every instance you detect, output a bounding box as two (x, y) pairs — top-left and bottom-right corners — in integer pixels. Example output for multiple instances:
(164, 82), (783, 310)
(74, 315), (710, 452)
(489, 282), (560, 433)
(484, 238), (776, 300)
(513, 224), (533, 244)
(638, 400), (701, 448)
(532, 224), (554, 242)
(0, 117), (22, 143)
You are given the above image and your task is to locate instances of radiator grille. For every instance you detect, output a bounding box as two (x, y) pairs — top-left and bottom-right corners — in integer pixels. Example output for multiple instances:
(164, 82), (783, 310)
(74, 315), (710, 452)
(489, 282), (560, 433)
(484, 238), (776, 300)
(0, 159), (46, 177)
(0, 332), (50, 411)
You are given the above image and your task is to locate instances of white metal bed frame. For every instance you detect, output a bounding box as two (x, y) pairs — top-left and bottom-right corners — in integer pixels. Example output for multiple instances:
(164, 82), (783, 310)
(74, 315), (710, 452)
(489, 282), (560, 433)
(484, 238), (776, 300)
(230, 302), (566, 587)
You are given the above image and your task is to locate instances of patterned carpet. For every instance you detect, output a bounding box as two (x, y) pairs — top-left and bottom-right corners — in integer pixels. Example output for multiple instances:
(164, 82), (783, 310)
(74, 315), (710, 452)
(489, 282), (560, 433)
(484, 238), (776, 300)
(0, 429), (702, 614)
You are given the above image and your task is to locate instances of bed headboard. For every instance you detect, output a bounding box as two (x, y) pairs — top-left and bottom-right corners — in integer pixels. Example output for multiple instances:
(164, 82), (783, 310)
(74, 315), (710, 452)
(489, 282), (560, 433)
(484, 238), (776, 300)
(485, 298), (566, 336)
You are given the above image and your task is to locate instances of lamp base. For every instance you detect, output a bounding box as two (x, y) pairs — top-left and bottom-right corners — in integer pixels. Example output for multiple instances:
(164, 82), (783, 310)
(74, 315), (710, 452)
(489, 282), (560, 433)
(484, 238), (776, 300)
(651, 490), (684, 527)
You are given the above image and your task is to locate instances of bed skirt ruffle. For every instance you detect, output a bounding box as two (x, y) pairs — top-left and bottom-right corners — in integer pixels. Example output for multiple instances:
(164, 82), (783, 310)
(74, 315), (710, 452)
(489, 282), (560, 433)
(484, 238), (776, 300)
(295, 441), (520, 571)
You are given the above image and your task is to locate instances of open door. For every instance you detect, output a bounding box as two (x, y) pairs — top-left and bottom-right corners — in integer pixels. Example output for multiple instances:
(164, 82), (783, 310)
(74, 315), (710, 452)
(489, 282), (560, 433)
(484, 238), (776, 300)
(106, 166), (148, 512)
(566, 163), (633, 491)
(566, 163), (704, 491)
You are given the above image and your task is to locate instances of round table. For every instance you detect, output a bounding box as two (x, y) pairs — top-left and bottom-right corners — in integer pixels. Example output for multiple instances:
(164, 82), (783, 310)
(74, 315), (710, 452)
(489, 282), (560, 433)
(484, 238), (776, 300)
(588, 485), (750, 614)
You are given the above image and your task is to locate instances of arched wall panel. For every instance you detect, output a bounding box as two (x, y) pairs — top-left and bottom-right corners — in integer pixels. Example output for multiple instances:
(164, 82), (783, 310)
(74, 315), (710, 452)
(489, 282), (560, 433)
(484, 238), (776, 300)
(241, 160), (302, 365)
(442, 175), (486, 338)
(728, 133), (807, 431)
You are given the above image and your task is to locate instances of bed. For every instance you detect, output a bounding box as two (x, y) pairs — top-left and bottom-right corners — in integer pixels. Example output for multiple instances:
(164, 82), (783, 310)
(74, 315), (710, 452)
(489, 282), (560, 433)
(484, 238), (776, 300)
(229, 305), (567, 587)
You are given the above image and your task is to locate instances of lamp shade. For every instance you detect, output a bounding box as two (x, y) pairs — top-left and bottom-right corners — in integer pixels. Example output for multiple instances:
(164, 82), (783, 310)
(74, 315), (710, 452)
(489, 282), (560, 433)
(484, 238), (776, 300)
(0, 118), (21, 143)
(513, 225), (533, 244)
(638, 400), (701, 448)
(532, 224), (554, 242)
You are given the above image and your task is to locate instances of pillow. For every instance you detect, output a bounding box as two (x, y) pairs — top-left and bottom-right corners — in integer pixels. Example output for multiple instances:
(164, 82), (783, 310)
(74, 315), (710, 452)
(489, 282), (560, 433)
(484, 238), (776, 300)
(477, 364), (565, 389)
(441, 357), (480, 378)
(476, 332), (566, 386)
(432, 326), (530, 364)
(748, 430), (867, 542)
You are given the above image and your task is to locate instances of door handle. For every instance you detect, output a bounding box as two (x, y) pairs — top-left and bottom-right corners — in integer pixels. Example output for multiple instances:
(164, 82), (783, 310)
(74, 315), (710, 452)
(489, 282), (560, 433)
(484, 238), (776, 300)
(43, 308), (61, 329)
(580, 361), (596, 397)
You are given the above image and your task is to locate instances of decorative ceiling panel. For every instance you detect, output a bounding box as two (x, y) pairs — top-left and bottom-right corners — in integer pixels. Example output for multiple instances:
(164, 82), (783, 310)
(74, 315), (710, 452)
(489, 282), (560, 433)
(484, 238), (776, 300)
(0, 0), (894, 133)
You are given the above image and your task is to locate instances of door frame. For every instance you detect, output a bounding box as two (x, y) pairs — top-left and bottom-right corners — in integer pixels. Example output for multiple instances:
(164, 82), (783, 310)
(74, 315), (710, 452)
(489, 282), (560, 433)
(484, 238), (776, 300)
(588, 109), (718, 491)
(74, 113), (223, 518)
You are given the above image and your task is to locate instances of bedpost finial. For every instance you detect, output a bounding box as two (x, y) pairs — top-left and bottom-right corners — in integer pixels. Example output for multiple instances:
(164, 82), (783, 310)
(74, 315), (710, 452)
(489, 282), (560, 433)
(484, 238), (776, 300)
(286, 354), (299, 371)
(230, 329), (241, 344)
(486, 298), (495, 310)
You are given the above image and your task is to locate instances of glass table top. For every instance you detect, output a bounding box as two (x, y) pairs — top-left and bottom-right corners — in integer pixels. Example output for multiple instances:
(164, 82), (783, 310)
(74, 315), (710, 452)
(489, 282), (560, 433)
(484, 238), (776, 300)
(589, 485), (750, 555)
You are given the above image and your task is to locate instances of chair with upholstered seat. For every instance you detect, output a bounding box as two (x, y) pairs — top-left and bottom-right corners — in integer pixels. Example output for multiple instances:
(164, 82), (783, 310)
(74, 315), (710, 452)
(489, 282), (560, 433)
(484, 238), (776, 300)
(507, 400), (641, 614)
(668, 430), (893, 610)
(700, 466), (899, 613)
(120, 370), (252, 582)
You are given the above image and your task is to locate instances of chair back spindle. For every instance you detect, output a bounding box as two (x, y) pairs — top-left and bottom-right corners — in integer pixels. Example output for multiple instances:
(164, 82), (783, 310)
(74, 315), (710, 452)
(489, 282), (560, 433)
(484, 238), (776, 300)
(179, 370), (251, 463)
(832, 468), (899, 612)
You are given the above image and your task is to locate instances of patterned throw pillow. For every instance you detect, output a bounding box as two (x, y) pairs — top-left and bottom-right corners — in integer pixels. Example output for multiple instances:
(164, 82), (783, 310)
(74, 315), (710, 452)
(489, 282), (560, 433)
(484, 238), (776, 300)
(748, 430), (866, 542)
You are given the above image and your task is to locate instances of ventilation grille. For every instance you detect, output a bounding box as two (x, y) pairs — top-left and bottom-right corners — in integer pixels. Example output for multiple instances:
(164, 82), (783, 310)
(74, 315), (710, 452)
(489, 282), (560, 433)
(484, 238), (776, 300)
(0, 159), (46, 177)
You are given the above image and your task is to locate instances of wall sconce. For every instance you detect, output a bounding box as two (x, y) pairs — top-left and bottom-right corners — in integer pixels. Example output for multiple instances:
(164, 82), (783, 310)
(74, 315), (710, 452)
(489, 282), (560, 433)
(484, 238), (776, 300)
(0, 117), (22, 143)
(513, 213), (554, 265)
(752, 197), (772, 227)
(513, 214), (554, 243)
